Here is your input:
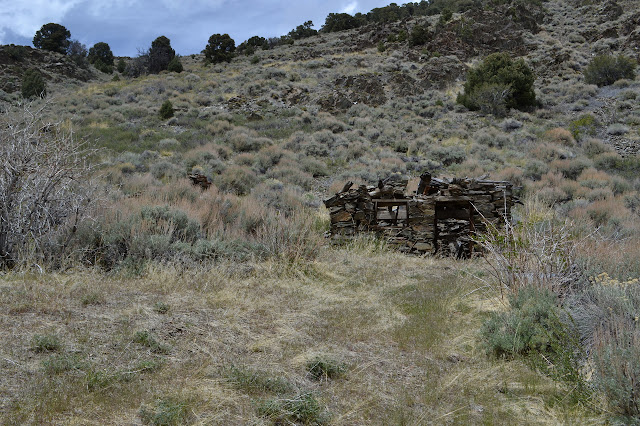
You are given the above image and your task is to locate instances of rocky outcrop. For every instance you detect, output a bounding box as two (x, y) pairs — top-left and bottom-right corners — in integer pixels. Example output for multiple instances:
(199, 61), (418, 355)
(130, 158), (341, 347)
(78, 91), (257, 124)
(418, 56), (467, 90)
(388, 72), (424, 97)
(597, 0), (624, 24)
(318, 73), (387, 111)
(424, 9), (535, 60)
(0, 45), (95, 94)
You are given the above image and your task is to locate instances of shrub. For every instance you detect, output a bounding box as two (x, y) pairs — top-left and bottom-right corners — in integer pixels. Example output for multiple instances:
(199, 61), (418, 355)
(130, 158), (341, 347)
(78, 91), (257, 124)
(167, 56), (183, 73)
(139, 205), (201, 243)
(569, 114), (598, 141)
(214, 165), (258, 195)
(0, 103), (94, 269)
(457, 52), (537, 113)
(481, 286), (590, 401)
(430, 145), (466, 166)
(159, 100), (174, 119)
(606, 123), (629, 136)
(582, 138), (610, 158)
(568, 282), (640, 417)
(409, 24), (430, 47)
(475, 201), (583, 296)
(6, 44), (27, 60)
(583, 54), (637, 87)
(21, 68), (47, 99)
(33, 23), (70, 54)
(92, 59), (113, 74)
(594, 327), (640, 419)
(481, 286), (561, 358)
(465, 83), (512, 117)
(544, 127), (575, 146)
(204, 33), (236, 64)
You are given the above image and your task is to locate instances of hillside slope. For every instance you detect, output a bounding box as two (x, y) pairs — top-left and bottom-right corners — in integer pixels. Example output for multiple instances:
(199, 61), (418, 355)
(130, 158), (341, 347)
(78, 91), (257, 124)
(1, 0), (640, 423)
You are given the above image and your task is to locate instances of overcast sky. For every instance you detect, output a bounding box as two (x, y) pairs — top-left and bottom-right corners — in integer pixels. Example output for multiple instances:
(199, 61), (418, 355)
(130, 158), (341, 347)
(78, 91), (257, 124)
(0, 0), (393, 57)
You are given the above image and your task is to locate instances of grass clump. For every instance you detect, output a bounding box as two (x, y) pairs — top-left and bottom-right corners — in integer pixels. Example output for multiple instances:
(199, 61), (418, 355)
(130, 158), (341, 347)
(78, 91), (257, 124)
(32, 334), (62, 353)
(305, 356), (346, 381)
(133, 330), (171, 354)
(139, 397), (192, 425)
(257, 392), (329, 425)
(153, 301), (170, 314)
(42, 353), (87, 375)
(226, 365), (294, 395)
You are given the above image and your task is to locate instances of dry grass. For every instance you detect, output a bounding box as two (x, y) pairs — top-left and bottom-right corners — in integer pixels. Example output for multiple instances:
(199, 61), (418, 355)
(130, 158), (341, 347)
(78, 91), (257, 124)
(0, 243), (604, 424)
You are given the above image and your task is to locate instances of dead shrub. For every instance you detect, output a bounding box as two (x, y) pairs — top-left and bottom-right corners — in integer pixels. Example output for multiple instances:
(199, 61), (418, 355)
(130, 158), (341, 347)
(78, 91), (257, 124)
(544, 128), (575, 146)
(0, 102), (97, 269)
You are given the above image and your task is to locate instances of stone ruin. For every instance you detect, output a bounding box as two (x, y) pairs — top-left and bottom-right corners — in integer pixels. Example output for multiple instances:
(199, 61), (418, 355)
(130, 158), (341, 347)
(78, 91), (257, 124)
(323, 172), (517, 257)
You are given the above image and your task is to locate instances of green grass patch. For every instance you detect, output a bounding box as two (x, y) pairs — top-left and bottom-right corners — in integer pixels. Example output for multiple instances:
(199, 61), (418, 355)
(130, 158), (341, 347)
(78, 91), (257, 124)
(390, 274), (461, 350)
(257, 392), (329, 425)
(226, 365), (294, 395)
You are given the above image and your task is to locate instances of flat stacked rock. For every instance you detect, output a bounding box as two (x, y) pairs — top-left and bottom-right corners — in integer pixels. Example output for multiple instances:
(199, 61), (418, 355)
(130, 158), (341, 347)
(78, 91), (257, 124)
(324, 174), (516, 257)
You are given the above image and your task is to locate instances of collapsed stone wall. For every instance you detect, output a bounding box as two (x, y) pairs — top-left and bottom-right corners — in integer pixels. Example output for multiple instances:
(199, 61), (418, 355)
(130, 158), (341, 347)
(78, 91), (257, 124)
(323, 175), (515, 257)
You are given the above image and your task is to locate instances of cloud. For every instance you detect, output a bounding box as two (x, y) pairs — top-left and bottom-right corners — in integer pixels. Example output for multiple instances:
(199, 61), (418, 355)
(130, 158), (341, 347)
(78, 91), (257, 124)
(1, 0), (395, 55)
(340, 1), (358, 15)
(0, 0), (83, 42)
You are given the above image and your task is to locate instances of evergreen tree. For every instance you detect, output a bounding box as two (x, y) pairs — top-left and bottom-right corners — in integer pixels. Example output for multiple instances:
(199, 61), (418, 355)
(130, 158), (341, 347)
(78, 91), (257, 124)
(204, 34), (235, 64)
(33, 23), (71, 54)
(149, 36), (175, 73)
(117, 58), (127, 73)
(288, 21), (317, 40)
(88, 42), (114, 67)
(321, 13), (362, 33)
(159, 100), (174, 119)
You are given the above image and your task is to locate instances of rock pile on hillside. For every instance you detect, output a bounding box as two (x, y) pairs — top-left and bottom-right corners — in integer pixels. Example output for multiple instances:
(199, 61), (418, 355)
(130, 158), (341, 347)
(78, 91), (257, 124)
(0, 45), (95, 95)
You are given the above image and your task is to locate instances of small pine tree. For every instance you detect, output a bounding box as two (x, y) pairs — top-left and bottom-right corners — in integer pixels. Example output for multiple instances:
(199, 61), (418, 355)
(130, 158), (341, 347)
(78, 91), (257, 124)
(159, 100), (174, 120)
(21, 69), (47, 99)
(117, 58), (126, 73)
(167, 56), (183, 73)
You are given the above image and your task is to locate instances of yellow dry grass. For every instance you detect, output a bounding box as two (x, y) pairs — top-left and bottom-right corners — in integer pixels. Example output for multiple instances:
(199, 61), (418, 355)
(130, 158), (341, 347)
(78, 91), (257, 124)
(0, 243), (604, 424)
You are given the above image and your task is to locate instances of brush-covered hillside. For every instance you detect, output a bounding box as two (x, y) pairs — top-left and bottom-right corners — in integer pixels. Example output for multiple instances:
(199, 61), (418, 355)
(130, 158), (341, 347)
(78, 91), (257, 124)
(1, 0), (640, 423)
